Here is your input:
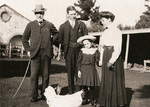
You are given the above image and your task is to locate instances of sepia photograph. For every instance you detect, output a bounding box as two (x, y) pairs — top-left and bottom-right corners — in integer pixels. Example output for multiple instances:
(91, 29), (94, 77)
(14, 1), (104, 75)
(0, 0), (150, 107)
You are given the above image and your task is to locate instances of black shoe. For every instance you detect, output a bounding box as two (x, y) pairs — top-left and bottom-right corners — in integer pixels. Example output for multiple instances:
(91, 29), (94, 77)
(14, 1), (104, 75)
(82, 100), (89, 105)
(91, 100), (97, 106)
(31, 97), (38, 102)
(41, 96), (46, 101)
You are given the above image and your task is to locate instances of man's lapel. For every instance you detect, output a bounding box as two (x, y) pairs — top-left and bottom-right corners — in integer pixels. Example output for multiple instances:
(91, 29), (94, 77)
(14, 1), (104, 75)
(66, 21), (70, 33)
(74, 21), (80, 33)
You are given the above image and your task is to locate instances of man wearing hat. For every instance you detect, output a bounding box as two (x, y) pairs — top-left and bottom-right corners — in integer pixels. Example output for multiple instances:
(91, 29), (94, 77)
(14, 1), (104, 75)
(58, 6), (88, 94)
(22, 4), (59, 102)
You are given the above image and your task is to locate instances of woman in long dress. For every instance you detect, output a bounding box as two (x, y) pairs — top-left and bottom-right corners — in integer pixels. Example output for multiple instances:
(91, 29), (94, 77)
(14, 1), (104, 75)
(97, 11), (127, 107)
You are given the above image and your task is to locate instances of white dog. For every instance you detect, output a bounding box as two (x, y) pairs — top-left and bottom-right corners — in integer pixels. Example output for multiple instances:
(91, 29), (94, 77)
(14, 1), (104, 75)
(44, 86), (83, 107)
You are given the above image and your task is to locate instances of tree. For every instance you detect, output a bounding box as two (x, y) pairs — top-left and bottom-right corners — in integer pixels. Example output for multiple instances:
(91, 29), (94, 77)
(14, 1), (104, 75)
(74, 0), (103, 32)
(117, 24), (135, 30)
(74, 0), (97, 21)
(135, 5), (150, 29)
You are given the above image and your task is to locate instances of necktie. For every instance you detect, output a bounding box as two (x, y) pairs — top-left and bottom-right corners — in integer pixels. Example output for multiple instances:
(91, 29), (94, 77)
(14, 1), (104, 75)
(39, 21), (43, 26)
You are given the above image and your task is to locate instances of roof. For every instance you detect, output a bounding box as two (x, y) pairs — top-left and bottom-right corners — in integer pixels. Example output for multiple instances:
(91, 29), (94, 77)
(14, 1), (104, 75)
(89, 28), (150, 36)
(0, 4), (31, 22)
(122, 28), (150, 34)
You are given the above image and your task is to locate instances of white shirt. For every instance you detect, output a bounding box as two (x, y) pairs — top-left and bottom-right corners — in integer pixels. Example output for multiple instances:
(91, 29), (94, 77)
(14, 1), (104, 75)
(100, 24), (122, 64)
(69, 19), (75, 28)
(37, 19), (43, 25)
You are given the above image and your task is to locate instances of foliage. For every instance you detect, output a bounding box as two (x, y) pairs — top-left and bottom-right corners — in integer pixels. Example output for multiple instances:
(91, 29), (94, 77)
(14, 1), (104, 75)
(74, 0), (101, 23)
(87, 21), (104, 32)
(74, 0), (102, 32)
(117, 24), (135, 30)
(74, 0), (97, 21)
(74, 0), (150, 31)
(135, 5), (150, 29)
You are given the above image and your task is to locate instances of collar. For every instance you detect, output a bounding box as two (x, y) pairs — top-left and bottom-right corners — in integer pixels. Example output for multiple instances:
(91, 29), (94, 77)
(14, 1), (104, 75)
(36, 19), (44, 23)
(68, 19), (75, 24)
(35, 20), (45, 26)
(81, 48), (97, 54)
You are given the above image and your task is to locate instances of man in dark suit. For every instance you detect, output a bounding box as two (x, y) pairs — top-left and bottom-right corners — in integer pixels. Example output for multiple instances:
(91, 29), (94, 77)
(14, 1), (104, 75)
(59, 6), (88, 94)
(22, 4), (58, 102)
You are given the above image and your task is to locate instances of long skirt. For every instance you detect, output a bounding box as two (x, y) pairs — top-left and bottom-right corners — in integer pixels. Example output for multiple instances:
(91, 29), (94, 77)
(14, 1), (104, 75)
(98, 47), (127, 107)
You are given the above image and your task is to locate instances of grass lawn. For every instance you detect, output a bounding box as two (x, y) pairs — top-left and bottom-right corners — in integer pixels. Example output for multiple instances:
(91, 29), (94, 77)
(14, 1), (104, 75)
(0, 59), (150, 107)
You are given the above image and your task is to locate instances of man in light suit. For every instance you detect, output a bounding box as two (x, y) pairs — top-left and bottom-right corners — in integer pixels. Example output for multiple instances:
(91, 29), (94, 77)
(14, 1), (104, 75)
(59, 6), (88, 94)
(22, 4), (58, 102)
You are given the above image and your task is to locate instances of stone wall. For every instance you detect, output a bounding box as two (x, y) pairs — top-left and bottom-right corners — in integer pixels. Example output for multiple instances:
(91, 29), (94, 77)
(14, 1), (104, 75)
(0, 4), (30, 44)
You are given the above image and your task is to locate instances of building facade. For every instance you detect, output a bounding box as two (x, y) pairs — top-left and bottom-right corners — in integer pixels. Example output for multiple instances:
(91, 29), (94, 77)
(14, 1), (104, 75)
(0, 4), (30, 57)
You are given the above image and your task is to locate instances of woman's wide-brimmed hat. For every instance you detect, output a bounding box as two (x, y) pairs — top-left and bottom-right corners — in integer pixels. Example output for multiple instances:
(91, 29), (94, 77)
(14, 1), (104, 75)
(32, 4), (47, 12)
(77, 35), (96, 43)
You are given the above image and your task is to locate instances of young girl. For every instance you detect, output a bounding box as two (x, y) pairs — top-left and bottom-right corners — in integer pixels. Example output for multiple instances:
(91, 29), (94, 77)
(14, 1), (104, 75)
(76, 35), (100, 106)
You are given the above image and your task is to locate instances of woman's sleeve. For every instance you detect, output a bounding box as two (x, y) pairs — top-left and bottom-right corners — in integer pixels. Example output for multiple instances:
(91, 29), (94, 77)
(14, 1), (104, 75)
(109, 29), (122, 64)
(76, 50), (83, 71)
(95, 49), (100, 63)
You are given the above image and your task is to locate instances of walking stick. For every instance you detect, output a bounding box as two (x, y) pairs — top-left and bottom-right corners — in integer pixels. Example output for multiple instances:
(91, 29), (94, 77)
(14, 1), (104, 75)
(12, 59), (31, 99)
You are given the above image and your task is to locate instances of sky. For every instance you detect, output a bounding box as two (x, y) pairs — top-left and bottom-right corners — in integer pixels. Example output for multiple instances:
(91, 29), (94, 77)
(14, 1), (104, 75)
(0, 0), (149, 28)
(96, 0), (149, 27)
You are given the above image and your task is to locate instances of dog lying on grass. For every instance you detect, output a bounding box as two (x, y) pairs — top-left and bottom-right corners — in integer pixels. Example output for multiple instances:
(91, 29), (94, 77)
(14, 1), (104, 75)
(44, 86), (83, 107)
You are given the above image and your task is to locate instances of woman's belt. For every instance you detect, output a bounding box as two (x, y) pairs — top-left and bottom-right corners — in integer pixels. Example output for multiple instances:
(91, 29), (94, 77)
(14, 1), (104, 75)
(103, 45), (114, 50)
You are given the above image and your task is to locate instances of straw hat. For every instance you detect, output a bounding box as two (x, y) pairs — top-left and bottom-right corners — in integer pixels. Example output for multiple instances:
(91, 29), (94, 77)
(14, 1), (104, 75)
(77, 35), (96, 43)
(32, 4), (47, 12)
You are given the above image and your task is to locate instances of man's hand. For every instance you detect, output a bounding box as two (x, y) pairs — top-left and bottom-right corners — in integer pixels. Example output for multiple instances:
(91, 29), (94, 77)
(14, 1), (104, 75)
(27, 51), (30, 56)
(107, 62), (113, 67)
(107, 62), (114, 71)
(98, 60), (102, 67)
(78, 71), (81, 78)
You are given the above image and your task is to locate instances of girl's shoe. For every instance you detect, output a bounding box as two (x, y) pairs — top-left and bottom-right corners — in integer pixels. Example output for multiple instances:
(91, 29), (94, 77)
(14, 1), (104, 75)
(91, 100), (97, 106)
(82, 99), (89, 105)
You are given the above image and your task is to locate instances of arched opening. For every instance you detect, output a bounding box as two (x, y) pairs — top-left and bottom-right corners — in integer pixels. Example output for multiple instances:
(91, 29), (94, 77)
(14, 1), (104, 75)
(8, 35), (23, 58)
(8, 35), (29, 58)
(9, 35), (22, 46)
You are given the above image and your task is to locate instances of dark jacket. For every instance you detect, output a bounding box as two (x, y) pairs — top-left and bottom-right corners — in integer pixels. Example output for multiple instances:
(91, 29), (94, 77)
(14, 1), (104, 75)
(58, 20), (88, 58)
(22, 20), (58, 58)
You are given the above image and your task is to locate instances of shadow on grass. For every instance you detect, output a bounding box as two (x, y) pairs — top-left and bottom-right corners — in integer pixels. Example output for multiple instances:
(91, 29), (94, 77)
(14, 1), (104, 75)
(50, 64), (66, 74)
(0, 61), (31, 78)
(60, 86), (100, 100)
(125, 88), (135, 107)
(60, 87), (134, 107)
(135, 85), (150, 98)
(60, 86), (69, 95)
(0, 61), (66, 78)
